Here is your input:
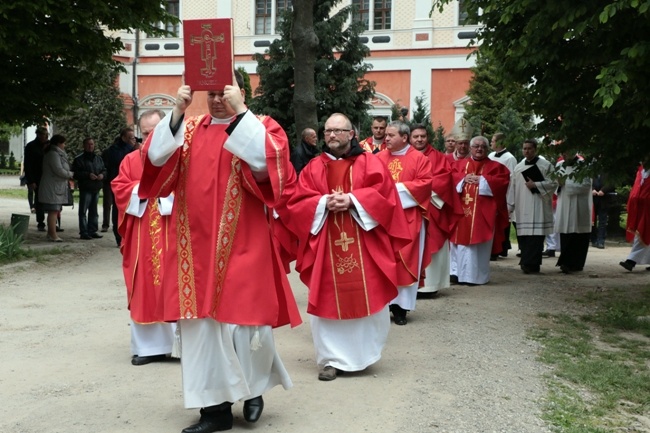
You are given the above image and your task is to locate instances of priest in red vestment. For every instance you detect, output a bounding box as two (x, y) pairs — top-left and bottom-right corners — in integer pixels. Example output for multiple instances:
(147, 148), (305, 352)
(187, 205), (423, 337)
(112, 109), (177, 367)
(619, 160), (650, 272)
(287, 113), (410, 382)
(138, 72), (302, 433)
(450, 136), (510, 285)
(359, 116), (388, 153)
(410, 124), (463, 295)
(377, 121), (433, 325)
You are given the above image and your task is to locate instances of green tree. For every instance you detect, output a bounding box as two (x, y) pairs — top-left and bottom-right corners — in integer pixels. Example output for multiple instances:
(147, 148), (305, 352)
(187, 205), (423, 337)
(1, 1), (175, 126)
(52, 68), (128, 160)
(432, 0), (650, 178)
(464, 50), (534, 150)
(0, 123), (22, 143)
(237, 67), (253, 104)
(250, 1), (375, 143)
(432, 122), (446, 151)
(410, 90), (437, 144)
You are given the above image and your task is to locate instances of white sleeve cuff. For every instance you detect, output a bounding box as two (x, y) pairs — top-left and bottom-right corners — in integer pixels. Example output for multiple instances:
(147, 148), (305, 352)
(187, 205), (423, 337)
(126, 184), (146, 217)
(310, 195), (329, 235)
(223, 111), (268, 174)
(148, 114), (185, 167)
(397, 183), (418, 209)
(349, 194), (379, 231)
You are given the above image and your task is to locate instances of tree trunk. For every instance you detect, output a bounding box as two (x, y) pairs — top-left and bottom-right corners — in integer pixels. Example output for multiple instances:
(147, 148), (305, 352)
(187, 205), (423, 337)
(291, 0), (319, 145)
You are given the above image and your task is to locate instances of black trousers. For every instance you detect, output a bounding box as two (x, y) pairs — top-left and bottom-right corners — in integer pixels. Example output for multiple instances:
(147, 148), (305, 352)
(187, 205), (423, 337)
(518, 235), (544, 270)
(557, 233), (590, 271)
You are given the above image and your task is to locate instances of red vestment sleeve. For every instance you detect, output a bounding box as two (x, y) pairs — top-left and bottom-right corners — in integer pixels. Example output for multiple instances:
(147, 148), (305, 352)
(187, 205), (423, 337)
(626, 165), (650, 244)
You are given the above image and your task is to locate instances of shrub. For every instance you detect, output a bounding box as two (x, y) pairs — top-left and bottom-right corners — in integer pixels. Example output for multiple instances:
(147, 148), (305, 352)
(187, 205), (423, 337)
(0, 223), (25, 261)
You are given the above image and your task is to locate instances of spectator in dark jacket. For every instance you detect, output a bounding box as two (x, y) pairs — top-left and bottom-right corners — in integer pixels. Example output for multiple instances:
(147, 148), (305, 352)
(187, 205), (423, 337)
(290, 127), (319, 176)
(72, 138), (107, 240)
(102, 127), (136, 246)
(23, 127), (49, 230)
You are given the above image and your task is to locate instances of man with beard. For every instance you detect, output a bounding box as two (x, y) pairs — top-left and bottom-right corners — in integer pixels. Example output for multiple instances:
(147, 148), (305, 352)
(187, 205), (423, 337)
(288, 113), (410, 380)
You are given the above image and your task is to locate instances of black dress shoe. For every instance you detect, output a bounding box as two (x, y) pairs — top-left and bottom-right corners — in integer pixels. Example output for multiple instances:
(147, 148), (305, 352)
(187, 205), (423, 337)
(521, 265), (540, 274)
(542, 249), (555, 258)
(182, 404), (233, 433)
(390, 304), (408, 325)
(131, 354), (167, 366)
(243, 396), (264, 423)
(90, 233), (103, 238)
(56, 227), (64, 232)
(37, 226), (46, 232)
(450, 274), (459, 284)
(80, 234), (92, 240)
(619, 260), (635, 271)
(490, 254), (498, 261)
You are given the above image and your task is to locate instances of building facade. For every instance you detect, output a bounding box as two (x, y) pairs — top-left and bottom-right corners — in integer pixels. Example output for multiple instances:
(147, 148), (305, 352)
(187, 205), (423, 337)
(114, 0), (478, 136)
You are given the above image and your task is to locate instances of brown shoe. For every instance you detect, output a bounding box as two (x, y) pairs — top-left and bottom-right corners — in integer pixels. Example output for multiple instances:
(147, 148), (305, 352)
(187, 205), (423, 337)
(318, 366), (337, 381)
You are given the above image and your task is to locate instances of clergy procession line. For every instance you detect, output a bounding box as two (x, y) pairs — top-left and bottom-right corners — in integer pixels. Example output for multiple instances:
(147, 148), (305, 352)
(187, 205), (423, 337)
(111, 73), (650, 433)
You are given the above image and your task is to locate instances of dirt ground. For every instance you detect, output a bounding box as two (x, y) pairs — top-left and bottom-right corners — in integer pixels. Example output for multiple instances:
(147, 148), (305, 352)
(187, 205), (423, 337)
(0, 176), (647, 433)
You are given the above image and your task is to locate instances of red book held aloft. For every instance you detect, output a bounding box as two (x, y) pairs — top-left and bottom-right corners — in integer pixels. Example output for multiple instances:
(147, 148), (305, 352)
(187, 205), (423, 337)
(183, 18), (234, 91)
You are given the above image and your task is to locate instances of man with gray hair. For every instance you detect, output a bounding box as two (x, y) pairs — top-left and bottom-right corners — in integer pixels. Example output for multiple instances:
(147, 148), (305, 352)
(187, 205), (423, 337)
(377, 121), (433, 325)
(449, 136), (510, 285)
(290, 127), (319, 175)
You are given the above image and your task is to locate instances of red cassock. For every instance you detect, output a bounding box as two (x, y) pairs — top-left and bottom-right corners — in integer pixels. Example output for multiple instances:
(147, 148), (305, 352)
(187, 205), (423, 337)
(626, 165), (650, 244)
(286, 152), (411, 320)
(377, 146), (433, 286)
(420, 146), (463, 269)
(138, 114), (301, 329)
(451, 157), (510, 245)
(112, 150), (170, 324)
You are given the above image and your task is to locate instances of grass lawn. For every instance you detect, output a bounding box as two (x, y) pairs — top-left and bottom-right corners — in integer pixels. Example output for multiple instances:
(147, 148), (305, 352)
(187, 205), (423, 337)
(0, 188), (105, 205)
(530, 287), (650, 432)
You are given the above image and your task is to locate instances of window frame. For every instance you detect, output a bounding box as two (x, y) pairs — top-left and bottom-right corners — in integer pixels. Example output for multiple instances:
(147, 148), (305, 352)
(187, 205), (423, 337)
(255, 0), (293, 36)
(352, 0), (392, 31)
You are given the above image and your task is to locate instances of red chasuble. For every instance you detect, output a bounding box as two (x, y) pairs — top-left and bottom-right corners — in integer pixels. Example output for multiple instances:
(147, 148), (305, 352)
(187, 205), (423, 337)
(626, 165), (650, 244)
(377, 146), (433, 286)
(138, 114), (301, 329)
(359, 136), (386, 153)
(112, 150), (170, 324)
(287, 152), (411, 320)
(451, 157), (510, 246)
(420, 146), (463, 269)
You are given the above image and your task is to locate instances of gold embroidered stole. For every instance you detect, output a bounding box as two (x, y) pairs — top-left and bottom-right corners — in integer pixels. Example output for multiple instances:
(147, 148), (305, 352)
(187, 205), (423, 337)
(325, 159), (370, 319)
(147, 199), (163, 287)
(455, 158), (485, 244)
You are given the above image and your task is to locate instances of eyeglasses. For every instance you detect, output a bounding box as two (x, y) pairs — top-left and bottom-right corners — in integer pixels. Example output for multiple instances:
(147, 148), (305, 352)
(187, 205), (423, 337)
(324, 129), (351, 135)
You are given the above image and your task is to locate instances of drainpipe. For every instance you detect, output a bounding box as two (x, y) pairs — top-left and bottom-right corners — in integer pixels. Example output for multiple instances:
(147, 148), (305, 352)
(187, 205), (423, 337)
(132, 30), (140, 127)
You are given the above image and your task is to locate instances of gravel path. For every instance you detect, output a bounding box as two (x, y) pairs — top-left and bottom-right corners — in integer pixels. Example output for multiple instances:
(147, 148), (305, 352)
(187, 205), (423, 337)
(0, 188), (640, 433)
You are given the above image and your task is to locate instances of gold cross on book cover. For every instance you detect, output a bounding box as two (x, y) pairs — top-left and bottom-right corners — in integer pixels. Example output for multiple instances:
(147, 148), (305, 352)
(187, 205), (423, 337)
(183, 18), (234, 91)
